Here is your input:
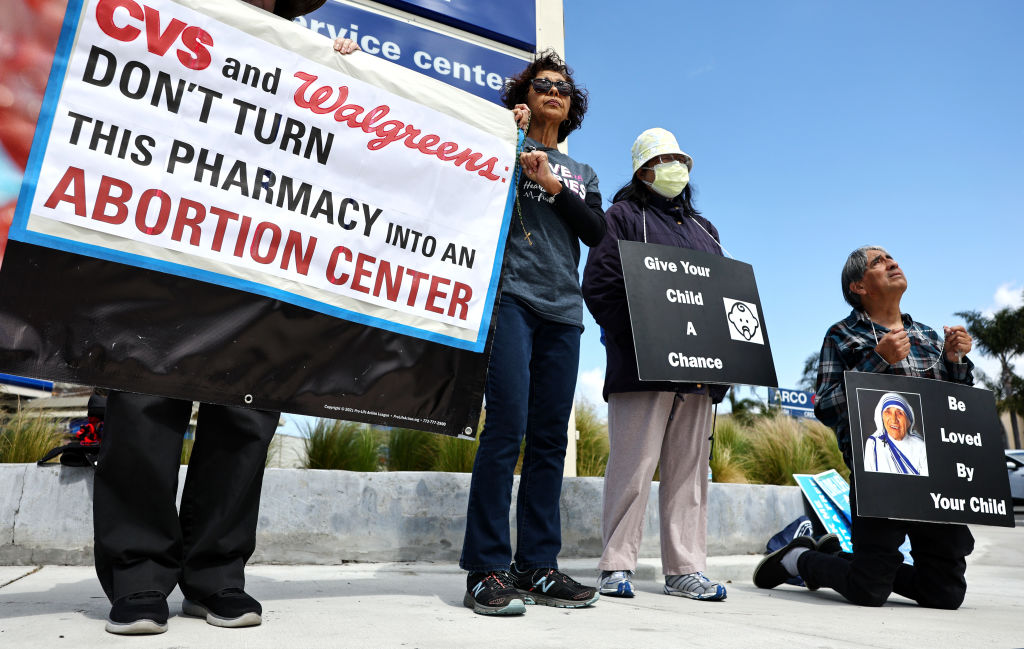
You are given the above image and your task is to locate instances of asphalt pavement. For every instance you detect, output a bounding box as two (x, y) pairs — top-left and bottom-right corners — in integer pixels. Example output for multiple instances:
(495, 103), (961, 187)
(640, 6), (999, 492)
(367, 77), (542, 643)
(1, 522), (1021, 649)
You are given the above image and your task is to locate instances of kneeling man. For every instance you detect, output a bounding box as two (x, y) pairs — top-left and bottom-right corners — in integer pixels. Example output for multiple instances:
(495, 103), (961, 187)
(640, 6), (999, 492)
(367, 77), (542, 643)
(753, 246), (975, 608)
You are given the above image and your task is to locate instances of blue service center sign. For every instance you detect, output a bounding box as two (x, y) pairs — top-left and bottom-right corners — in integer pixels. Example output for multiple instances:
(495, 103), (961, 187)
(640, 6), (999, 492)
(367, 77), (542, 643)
(373, 0), (537, 51)
(295, 1), (530, 104)
(768, 387), (816, 419)
(846, 371), (1014, 527)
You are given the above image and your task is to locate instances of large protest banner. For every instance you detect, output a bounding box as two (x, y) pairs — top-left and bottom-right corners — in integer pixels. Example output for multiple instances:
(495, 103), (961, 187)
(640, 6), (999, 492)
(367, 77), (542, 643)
(846, 372), (1014, 527)
(0, 0), (520, 436)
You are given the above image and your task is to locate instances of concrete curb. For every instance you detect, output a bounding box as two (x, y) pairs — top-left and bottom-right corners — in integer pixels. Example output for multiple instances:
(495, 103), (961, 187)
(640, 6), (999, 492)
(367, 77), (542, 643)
(0, 464), (803, 565)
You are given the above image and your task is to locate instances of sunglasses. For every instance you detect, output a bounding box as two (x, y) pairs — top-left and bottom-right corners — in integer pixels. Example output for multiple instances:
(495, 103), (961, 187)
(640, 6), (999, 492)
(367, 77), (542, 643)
(530, 77), (573, 96)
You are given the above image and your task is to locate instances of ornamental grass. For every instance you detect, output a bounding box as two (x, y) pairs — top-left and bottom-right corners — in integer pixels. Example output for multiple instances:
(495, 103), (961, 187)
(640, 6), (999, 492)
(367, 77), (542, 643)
(431, 432), (479, 473)
(738, 415), (849, 485)
(0, 408), (64, 463)
(575, 399), (610, 477)
(302, 418), (381, 472)
(386, 427), (438, 471)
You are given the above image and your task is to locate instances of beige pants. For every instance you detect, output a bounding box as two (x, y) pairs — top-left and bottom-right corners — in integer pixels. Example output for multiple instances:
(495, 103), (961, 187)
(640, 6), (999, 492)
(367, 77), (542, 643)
(598, 391), (713, 575)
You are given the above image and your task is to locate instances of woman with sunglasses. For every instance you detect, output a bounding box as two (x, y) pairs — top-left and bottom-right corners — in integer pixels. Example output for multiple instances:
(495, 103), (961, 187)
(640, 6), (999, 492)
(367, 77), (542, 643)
(460, 50), (605, 616)
(582, 128), (730, 601)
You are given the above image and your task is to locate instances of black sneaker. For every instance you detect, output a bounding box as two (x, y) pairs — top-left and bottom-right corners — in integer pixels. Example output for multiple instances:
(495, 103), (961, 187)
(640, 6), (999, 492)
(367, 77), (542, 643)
(105, 591), (168, 635)
(463, 571), (527, 616)
(510, 565), (599, 608)
(752, 535), (816, 589)
(182, 588), (262, 628)
(816, 533), (842, 555)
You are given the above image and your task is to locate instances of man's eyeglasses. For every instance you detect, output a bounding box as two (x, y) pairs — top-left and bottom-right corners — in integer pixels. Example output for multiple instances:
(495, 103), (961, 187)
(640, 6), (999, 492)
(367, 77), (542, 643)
(530, 78), (573, 96)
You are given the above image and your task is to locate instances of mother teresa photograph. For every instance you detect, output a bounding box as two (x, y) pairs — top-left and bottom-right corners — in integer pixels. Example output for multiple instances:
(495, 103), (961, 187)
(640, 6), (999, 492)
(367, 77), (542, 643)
(863, 391), (929, 476)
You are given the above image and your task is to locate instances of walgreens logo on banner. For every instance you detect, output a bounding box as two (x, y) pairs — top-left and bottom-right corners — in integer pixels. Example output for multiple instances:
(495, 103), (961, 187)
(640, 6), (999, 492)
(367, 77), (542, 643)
(15, 0), (517, 351)
(291, 71), (507, 182)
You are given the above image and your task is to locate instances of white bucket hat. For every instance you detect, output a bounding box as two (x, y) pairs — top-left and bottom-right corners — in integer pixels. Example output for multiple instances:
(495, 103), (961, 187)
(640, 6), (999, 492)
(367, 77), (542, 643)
(631, 127), (693, 174)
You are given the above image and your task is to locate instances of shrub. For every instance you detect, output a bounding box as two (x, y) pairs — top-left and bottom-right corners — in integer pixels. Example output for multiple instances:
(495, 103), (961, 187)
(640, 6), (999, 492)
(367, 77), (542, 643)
(709, 416), (749, 483)
(0, 409), (64, 463)
(180, 438), (194, 465)
(302, 418), (380, 471)
(741, 416), (846, 486)
(432, 432), (479, 473)
(575, 399), (609, 477)
(802, 419), (850, 481)
(432, 410), (483, 473)
(386, 427), (438, 471)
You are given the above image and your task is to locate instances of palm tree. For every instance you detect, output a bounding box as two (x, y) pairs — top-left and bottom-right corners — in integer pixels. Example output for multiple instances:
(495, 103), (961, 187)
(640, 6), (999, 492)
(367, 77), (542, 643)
(726, 386), (767, 426)
(798, 352), (820, 392)
(955, 302), (1024, 448)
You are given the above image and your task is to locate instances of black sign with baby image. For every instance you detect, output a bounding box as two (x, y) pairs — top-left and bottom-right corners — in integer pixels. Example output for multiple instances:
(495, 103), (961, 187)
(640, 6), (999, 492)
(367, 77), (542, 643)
(619, 240), (778, 387)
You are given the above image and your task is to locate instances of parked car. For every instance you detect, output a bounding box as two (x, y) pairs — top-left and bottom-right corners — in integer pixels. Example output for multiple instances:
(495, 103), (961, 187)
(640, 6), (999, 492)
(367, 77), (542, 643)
(1006, 450), (1024, 505)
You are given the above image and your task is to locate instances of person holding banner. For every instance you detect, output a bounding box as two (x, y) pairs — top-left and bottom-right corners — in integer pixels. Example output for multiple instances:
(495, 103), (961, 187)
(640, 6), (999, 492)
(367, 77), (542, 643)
(582, 128), (729, 601)
(460, 51), (605, 616)
(753, 246), (976, 609)
(92, 0), (341, 636)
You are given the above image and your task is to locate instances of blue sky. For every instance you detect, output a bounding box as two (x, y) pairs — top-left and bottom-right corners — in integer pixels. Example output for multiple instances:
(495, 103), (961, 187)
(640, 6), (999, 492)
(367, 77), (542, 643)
(1, 0), (1021, 428)
(562, 0), (1024, 411)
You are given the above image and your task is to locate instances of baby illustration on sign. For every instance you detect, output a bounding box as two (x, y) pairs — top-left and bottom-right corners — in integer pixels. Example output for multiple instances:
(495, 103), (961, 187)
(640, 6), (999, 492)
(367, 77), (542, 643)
(864, 391), (929, 476)
(727, 301), (760, 341)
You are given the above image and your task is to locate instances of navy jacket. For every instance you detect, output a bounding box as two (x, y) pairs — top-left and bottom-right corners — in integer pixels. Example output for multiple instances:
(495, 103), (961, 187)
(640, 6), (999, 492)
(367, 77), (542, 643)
(582, 193), (730, 404)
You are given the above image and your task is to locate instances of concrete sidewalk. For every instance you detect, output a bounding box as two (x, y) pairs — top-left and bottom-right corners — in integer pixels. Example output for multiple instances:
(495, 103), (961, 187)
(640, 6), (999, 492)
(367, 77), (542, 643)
(1, 525), (1020, 649)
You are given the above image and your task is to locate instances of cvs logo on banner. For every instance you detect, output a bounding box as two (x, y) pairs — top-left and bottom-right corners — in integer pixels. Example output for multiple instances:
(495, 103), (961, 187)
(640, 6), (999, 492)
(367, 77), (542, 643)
(95, 0), (214, 70)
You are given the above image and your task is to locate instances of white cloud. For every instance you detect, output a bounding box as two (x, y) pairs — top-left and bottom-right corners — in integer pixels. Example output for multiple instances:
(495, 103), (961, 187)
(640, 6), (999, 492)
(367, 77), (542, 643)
(993, 282), (1024, 311)
(576, 366), (607, 417)
(982, 282), (1023, 316)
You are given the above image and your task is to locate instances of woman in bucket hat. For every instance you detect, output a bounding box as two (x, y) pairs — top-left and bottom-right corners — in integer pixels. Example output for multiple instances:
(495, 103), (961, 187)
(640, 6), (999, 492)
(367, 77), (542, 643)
(583, 128), (730, 601)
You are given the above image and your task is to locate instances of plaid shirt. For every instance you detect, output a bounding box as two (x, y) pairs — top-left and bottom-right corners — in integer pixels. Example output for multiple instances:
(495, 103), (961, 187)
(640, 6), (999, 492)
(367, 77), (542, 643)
(814, 309), (974, 465)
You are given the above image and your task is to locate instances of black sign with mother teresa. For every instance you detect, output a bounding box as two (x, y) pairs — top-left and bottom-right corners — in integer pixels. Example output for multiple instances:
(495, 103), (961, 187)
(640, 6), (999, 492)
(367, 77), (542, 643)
(846, 371), (1014, 527)
(619, 241), (778, 387)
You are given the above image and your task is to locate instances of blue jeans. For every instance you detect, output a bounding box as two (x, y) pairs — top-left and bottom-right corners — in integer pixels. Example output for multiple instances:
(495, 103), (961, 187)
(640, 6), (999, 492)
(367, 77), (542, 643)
(460, 297), (581, 572)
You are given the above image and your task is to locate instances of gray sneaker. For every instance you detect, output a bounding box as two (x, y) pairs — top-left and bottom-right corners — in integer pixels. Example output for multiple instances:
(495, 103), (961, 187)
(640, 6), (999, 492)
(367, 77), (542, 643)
(664, 572), (727, 601)
(597, 570), (635, 598)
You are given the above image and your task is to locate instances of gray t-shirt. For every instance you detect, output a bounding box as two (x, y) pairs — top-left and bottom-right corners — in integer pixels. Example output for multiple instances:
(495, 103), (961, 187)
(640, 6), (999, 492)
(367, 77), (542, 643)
(501, 138), (603, 327)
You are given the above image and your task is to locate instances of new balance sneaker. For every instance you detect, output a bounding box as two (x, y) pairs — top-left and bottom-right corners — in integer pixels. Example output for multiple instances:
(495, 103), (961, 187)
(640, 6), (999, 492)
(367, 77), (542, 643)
(664, 572), (727, 601)
(510, 565), (599, 608)
(464, 571), (527, 616)
(752, 534), (816, 589)
(182, 588), (262, 628)
(105, 591), (168, 635)
(598, 570), (635, 598)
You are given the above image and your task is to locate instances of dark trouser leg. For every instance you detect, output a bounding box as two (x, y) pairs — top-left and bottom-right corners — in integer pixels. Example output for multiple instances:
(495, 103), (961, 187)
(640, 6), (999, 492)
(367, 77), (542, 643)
(179, 403), (278, 600)
(513, 318), (579, 570)
(460, 299), (533, 571)
(798, 483), (974, 608)
(798, 514), (906, 606)
(93, 392), (191, 602)
(892, 522), (973, 609)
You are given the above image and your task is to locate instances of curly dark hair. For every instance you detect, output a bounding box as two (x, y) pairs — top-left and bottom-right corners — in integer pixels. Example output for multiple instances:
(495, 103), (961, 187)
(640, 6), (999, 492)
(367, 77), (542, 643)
(500, 49), (588, 143)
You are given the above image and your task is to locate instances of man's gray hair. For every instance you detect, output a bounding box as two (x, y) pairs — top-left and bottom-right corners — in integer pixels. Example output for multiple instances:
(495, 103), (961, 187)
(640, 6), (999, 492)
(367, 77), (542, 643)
(841, 246), (888, 309)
